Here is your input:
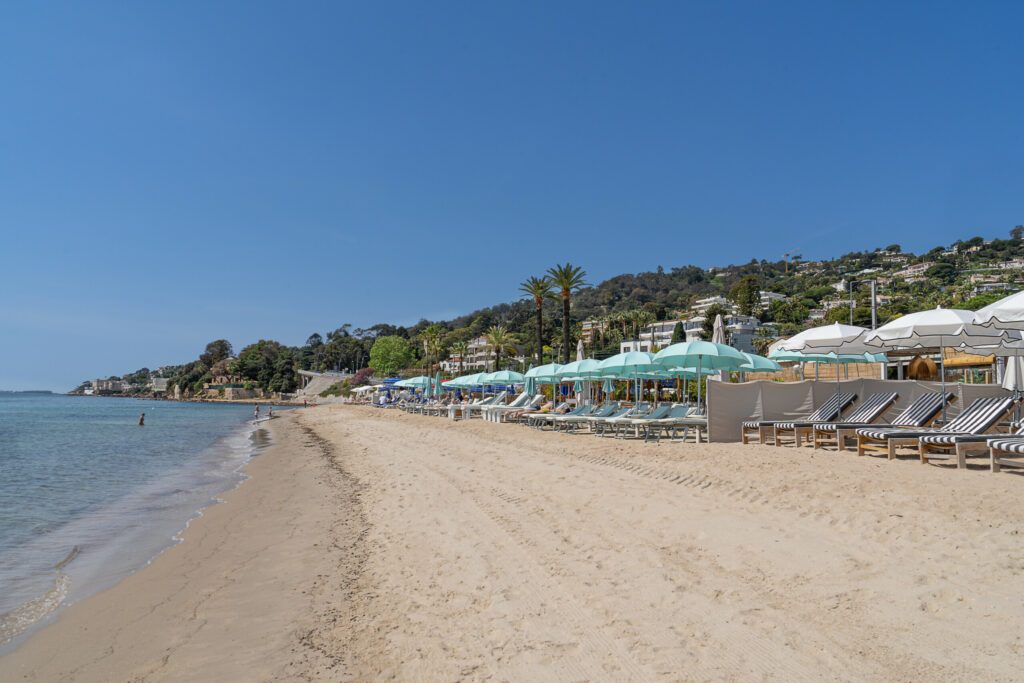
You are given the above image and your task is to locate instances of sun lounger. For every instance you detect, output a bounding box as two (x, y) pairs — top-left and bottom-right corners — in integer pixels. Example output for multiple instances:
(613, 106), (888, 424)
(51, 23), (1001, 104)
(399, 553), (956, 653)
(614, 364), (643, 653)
(918, 412), (1022, 469)
(532, 404), (592, 429)
(448, 397), (487, 420)
(741, 391), (854, 446)
(481, 391), (532, 422)
(802, 389), (901, 448)
(594, 403), (651, 436)
(462, 391), (507, 419)
(504, 400), (550, 423)
(609, 404), (673, 438)
(988, 436), (1024, 472)
(856, 396), (1016, 462)
(554, 402), (620, 432)
(812, 391), (951, 451)
(522, 402), (570, 428)
(641, 405), (701, 442)
(768, 391), (858, 447)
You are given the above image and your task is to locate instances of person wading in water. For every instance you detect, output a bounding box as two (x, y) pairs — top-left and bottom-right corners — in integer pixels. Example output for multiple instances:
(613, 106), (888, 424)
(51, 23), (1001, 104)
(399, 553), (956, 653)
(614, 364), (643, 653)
(138, 412), (145, 426)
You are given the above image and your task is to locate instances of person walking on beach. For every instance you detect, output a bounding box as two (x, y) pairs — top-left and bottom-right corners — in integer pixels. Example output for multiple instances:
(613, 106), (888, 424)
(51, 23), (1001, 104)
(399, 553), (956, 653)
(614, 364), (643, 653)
(268, 405), (274, 418)
(138, 412), (145, 426)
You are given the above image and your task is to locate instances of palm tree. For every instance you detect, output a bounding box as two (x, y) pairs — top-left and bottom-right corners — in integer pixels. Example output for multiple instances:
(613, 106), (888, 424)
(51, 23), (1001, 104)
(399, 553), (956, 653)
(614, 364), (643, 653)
(449, 341), (469, 374)
(519, 275), (554, 365)
(420, 324), (444, 374)
(484, 325), (517, 371)
(629, 309), (656, 339)
(546, 263), (587, 363)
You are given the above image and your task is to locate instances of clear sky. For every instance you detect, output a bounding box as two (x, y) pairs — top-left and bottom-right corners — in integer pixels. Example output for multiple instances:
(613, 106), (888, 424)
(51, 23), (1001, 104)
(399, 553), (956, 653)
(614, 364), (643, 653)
(2, 1), (1022, 390)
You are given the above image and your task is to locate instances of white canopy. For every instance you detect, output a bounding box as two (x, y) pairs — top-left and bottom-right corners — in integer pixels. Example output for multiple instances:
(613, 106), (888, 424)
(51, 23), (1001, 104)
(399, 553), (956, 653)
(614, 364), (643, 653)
(865, 307), (1002, 348)
(974, 290), (1024, 331)
(779, 323), (868, 352)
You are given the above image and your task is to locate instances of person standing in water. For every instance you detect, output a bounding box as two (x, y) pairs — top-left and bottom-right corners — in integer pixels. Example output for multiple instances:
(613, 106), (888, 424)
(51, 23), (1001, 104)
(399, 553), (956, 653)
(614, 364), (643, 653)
(268, 405), (274, 418)
(253, 405), (260, 421)
(138, 412), (145, 426)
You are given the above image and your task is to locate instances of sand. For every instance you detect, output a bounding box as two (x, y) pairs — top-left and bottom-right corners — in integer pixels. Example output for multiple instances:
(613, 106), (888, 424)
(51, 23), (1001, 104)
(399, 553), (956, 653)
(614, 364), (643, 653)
(3, 405), (1024, 681)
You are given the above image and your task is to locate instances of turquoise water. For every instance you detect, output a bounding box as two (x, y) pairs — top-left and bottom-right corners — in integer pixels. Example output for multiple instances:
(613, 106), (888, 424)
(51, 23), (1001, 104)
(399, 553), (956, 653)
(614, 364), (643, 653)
(0, 395), (270, 648)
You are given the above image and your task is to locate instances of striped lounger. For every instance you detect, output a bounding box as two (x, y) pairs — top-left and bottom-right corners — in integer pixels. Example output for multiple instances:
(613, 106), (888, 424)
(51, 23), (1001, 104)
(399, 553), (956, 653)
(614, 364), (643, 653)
(741, 391), (854, 446)
(809, 391), (898, 450)
(772, 391), (857, 447)
(856, 396), (1016, 462)
(812, 391), (953, 451)
(919, 418), (1024, 470)
(989, 437), (1024, 473)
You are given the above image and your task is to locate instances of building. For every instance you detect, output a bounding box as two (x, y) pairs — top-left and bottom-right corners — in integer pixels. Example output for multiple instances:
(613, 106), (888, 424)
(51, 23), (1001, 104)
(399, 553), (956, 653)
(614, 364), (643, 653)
(725, 314), (761, 353)
(619, 340), (654, 353)
(807, 308), (827, 321)
(691, 296), (732, 315)
(759, 291), (786, 309)
(149, 377), (169, 394)
(893, 262), (934, 279)
(92, 379), (125, 394)
(461, 335), (526, 371)
(464, 336), (492, 371)
(678, 314), (763, 353)
(580, 318), (609, 345)
(638, 319), (684, 350)
(998, 259), (1024, 271)
(973, 282), (1018, 295)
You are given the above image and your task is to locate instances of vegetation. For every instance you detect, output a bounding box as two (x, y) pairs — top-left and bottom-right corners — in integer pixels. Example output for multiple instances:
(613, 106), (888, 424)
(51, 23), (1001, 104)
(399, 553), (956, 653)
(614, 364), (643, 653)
(484, 325), (517, 370)
(547, 263), (588, 363)
(369, 336), (414, 376)
(519, 275), (554, 365)
(86, 225), (1024, 398)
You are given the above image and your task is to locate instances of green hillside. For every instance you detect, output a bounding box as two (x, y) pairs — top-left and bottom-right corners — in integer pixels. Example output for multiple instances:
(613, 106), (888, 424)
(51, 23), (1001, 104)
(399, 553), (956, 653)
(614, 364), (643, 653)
(89, 226), (1024, 397)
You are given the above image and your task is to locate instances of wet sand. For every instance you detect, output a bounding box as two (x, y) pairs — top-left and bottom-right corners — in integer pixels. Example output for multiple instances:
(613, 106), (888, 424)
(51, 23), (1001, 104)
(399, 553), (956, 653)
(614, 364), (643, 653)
(3, 405), (1024, 681)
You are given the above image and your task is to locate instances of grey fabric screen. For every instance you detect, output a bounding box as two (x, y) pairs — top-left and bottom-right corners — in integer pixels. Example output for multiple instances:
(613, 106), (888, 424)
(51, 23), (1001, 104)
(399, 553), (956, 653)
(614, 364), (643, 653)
(706, 379), (1012, 442)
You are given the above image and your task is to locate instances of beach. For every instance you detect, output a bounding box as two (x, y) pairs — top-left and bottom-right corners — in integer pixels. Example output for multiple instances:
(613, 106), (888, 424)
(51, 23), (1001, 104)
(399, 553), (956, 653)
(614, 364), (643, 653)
(3, 405), (1024, 681)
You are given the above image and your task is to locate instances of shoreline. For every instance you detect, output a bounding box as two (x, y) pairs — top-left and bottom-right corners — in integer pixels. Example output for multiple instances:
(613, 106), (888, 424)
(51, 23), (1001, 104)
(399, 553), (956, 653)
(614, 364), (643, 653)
(0, 419), (260, 655)
(4, 405), (1024, 680)
(0, 408), (364, 681)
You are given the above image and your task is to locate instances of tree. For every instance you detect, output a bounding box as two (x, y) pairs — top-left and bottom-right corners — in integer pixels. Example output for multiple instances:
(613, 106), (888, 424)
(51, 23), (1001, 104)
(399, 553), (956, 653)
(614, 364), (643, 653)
(199, 339), (233, 368)
(368, 336), (413, 376)
(729, 275), (761, 316)
(1012, 225), (1024, 241)
(305, 333), (323, 348)
(546, 263), (587, 363)
(484, 325), (517, 371)
(519, 275), (554, 365)
(700, 304), (730, 341)
(671, 321), (685, 343)
(419, 324), (446, 375)
(449, 341), (469, 373)
(627, 309), (655, 338)
(926, 262), (958, 285)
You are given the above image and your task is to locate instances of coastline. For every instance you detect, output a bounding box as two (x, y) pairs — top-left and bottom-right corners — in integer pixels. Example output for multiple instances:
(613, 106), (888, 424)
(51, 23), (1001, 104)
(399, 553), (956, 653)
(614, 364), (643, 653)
(0, 409), (363, 681)
(4, 405), (1024, 680)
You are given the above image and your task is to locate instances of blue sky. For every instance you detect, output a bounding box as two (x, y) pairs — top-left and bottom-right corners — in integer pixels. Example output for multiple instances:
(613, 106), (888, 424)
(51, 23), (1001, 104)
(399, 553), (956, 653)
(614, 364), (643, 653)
(2, 1), (1022, 390)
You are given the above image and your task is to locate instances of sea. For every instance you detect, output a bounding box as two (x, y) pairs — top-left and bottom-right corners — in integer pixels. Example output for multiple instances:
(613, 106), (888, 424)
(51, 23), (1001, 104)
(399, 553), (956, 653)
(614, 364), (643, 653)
(0, 394), (274, 651)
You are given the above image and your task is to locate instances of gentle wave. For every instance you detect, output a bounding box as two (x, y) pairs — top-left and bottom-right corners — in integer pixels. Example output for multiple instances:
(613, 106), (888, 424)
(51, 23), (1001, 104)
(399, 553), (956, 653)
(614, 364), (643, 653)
(0, 395), (271, 651)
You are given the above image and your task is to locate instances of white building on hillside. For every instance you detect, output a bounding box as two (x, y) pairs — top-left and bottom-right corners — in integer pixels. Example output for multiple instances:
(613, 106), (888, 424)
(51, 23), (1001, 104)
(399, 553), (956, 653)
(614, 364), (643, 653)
(759, 291), (786, 309)
(639, 320), (684, 350)
(691, 296), (733, 315)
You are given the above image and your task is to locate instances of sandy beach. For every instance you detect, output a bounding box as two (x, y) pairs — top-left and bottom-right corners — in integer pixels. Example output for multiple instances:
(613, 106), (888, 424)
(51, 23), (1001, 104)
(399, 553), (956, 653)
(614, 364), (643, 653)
(3, 405), (1024, 681)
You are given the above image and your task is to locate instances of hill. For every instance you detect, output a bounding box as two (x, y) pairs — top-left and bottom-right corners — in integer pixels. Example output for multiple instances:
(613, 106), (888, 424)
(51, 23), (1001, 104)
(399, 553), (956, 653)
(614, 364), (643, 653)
(86, 225), (1024, 398)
